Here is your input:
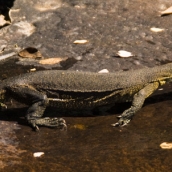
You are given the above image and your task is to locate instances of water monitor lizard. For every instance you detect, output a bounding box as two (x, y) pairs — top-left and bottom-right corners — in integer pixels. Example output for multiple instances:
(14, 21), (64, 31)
(0, 63), (172, 130)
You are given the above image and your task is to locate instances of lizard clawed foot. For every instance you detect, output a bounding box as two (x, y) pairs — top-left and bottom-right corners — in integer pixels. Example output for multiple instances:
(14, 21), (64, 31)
(111, 117), (131, 127)
(29, 117), (67, 131)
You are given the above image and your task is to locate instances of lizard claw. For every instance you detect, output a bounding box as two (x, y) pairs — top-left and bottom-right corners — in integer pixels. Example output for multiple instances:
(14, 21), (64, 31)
(35, 125), (40, 131)
(111, 117), (131, 127)
(58, 118), (67, 130)
(111, 122), (120, 127)
(28, 117), (67, 131)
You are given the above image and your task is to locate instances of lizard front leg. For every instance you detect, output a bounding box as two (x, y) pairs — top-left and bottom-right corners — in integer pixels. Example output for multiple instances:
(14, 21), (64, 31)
(112, 82), (160, 127)
(7, 86), (66, 130)
(26, 95), (66, 131)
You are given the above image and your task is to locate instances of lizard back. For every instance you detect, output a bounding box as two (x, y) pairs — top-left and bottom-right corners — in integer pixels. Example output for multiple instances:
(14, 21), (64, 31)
(2, 63), (172, 92)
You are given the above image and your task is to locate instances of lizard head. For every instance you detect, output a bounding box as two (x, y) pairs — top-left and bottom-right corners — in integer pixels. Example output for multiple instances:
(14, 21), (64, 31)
(0, 89), (7, 110)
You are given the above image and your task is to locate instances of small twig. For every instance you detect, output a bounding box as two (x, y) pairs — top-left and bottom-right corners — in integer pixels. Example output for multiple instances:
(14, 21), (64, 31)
(0, 52), (16, 61)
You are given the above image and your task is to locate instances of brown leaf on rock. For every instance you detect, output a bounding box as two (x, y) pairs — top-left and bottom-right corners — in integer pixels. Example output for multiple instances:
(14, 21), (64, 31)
(160, 6), (172, 16)
(0, 15), (10, 27)
(150, 27), (164, 32)
(160, 142), (172, 149)
(117, 50), (134, 58)
(9, 9), (20, 22)
(14, 21), (36, 36)
(98, 69), (109, 73)
(39, 57), (68, 65)
(29, 68), (36, 72)
(33, 152), (44, 157)
(18, 47), (42, 58)
(73, 40), (88, 44)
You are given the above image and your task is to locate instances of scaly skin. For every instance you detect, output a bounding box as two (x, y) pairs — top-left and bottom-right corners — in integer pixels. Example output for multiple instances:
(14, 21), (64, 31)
(1, 63), (172, 130)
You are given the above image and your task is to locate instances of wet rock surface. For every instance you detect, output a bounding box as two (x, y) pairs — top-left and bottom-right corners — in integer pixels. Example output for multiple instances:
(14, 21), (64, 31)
(0, 121), (26, 169)
(1, 0), (172, 171)
(1, 99), (172, 172)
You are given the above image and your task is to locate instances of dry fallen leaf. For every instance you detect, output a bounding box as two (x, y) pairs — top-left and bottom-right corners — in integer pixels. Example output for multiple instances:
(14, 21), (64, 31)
(73, 40), (88, 44)
(98, 69), (109, 73)
(18, 47), (42, 58)
(0, 15), (10, 27)
(14, 21), (36, 36)
(160, 6), (172, 16)
(39, 57), (68, 65)
(117, 50), (134, 58)
(150, 27), (164, 32)
(33, 152), (44, 157)
(30, 68), (36, 72)
(9, 9), (20, 22)
(160, 142), (172, 149)
(34, 1), (63, 11)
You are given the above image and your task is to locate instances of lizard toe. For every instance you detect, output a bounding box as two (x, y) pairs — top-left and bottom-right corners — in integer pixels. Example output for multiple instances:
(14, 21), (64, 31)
(111, 117), (131, 127)
(111, 122), (120, 127)
(28, 117), (67, 130)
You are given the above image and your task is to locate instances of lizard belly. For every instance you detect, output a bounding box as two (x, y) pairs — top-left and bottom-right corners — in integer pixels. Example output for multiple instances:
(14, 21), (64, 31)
(46, 91), (116, 109)
(46, 88), (138, 109)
